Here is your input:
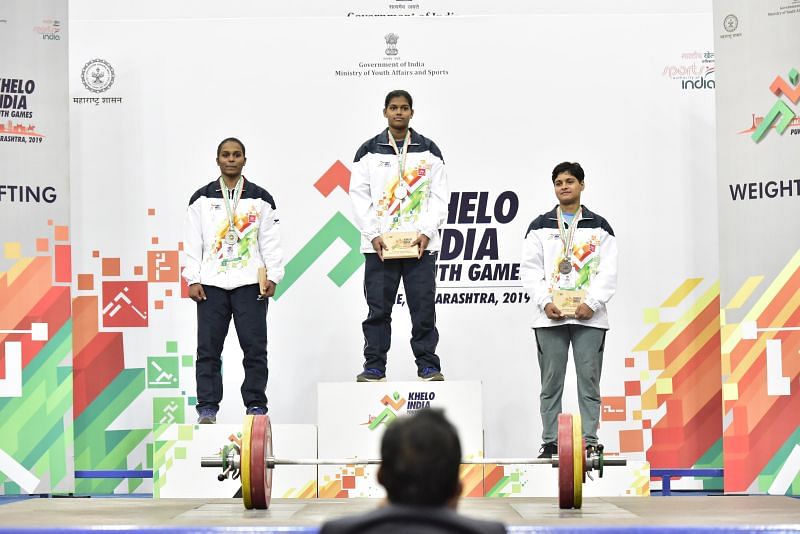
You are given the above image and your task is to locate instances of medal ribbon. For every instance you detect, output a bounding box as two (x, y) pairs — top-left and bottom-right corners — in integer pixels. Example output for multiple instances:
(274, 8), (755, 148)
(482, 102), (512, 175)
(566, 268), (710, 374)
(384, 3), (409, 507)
(556, 206), (582, 265)
(219, 176), (244, 234)
(387, 129), (411, 196)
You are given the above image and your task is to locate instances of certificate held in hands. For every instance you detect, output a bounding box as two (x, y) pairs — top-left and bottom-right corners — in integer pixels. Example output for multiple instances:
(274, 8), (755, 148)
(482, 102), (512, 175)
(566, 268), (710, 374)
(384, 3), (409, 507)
(553, 289), (585, 317)
(382, 231), (419, 259)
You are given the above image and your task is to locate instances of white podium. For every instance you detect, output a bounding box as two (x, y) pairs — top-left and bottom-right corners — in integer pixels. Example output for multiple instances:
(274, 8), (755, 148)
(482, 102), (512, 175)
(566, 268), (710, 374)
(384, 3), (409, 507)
(152, 381), (648, 501)
(316, 381), (485, 498)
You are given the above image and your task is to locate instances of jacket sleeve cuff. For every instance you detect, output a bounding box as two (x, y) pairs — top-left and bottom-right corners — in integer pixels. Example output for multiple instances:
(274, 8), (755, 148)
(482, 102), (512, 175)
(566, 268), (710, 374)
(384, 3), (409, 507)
(584, 297), (600, 312)
(419, 228), (436, 241)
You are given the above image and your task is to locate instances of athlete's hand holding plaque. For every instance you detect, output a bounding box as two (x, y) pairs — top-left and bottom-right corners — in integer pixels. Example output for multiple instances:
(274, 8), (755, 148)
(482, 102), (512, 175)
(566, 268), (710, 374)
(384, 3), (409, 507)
(382, 231), (420, 259)
(552, 289), (585, 317)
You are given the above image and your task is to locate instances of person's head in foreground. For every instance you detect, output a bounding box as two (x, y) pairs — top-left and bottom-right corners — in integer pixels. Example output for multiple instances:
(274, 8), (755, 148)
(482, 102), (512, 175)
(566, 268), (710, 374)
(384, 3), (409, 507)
(379, 408), (463, 508)
(320, 409), (507, 534)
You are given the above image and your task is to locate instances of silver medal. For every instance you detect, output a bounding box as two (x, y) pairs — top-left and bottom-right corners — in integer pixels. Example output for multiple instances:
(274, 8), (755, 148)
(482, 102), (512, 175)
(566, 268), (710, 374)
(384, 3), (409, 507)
(225, 230), (238, 245)
(396, 183), (408, 200)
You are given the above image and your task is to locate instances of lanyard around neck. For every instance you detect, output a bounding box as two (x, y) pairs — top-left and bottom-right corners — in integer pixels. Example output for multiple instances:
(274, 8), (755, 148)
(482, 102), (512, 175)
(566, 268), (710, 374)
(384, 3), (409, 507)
(387, 129), (411, 181)
(556, 206), (582, 261)
(219, 176), (244, 230)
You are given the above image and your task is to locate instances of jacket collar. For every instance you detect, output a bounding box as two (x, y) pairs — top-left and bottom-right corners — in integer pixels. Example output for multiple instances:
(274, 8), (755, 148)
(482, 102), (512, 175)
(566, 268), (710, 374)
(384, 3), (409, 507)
(545, 204), (595, 220)
(377, 127), (421, 146)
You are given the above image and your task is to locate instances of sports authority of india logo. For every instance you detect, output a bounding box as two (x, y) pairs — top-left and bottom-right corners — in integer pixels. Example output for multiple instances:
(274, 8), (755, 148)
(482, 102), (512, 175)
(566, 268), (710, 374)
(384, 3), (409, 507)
(81, 59), (115, 93)
(384, 33), (399, 56)
(33, 19), (61, 40)
(723, 14), (738, 33)
(743, 68), (800, 143)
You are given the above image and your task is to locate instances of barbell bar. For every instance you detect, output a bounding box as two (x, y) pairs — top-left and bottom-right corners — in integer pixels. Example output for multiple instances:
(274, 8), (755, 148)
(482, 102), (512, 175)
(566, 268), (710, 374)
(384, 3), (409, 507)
(201, 414), (626, 510)
(201, 456), (627, 468)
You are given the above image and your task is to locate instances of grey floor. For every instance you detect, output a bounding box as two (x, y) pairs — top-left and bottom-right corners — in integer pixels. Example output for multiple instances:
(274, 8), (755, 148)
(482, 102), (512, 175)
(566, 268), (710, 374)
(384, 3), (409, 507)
(0, 497), (798, 528)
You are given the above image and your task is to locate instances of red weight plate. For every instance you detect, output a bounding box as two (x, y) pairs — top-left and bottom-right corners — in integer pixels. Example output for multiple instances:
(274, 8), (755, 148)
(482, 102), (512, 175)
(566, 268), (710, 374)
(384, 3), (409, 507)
(264, 415), (273, 509)
(557, 413), (575, 509)
(249, 415), (268, 509)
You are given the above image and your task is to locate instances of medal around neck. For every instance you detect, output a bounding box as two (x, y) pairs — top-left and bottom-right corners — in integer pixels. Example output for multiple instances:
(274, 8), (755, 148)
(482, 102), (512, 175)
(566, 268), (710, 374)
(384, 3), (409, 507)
(556, 206), (582, 275)
(388, 130), (411, 202)
(220, 176), (244, 247)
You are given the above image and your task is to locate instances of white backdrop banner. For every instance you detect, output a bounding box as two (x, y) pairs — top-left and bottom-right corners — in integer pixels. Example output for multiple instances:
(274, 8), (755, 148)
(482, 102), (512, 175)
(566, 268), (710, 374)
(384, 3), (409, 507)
(68, 0), (718, 494)
(0, 0), (72, 495)
(714, 0), (800, 495)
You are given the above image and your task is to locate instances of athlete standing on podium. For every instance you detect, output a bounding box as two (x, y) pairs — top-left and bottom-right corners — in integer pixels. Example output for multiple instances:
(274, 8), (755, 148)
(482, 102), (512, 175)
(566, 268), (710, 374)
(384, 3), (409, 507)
(349, 90), (449, 382)
(182, 137), (285, 424)
(520, 162), (617, 458)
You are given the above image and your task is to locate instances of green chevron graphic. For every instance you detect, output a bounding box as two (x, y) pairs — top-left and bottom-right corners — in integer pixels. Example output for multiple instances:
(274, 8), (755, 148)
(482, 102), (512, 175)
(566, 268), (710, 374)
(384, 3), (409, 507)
(73, 367), (149, 494)
(693, 438), (723, 491)
(368, 407), (398, 430)
(485, 469), (523, 498)
(0, 321), (73, 494)
(757, 428), (800, 494)
(274, 211), (364, 300)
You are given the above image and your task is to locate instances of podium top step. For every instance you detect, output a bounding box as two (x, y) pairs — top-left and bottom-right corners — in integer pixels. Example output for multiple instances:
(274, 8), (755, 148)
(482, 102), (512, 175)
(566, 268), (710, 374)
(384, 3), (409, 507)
(317, 381), (483, 430)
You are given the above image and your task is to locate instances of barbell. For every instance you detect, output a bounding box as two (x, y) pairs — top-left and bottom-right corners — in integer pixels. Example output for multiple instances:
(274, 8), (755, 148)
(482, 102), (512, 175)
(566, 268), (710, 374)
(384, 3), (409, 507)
(200, 412), (626, 510)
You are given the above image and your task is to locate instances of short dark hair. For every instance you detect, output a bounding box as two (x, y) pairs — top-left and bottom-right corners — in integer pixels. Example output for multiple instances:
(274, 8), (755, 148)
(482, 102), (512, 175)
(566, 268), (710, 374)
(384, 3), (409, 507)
(552, 161), (584, 183)
(217, 137), (246, 157)
(384, 89), (413, 110)
(379, 409), (461, 507)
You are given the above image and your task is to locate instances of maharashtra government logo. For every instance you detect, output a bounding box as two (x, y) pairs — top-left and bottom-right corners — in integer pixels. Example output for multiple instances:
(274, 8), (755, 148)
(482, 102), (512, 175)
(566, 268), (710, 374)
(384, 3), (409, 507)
(723, 14), (738, 33)
(384, 33), (399, 56)
(81, 59), (115, 93)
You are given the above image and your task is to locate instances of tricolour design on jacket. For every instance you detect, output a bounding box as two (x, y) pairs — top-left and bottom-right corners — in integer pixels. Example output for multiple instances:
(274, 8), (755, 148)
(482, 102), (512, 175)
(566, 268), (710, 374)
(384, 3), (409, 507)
(350, 128), (449, 253)
(182, 177), (285, 290)
(521, 205), (617, 329)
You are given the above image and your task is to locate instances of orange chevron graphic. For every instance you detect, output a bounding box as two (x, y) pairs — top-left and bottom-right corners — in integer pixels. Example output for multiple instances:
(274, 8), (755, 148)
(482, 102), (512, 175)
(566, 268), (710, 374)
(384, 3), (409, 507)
(381, 394), (406, 411)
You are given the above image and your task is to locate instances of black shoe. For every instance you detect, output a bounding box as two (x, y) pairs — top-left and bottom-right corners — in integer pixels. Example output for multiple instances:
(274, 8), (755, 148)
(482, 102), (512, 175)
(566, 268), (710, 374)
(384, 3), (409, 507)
(356, 368), (387, 382)
(246, 406), (268, 416)
(586, 443), (603, 457)
(197, 407), (217, 424)
(418, 367), (444, 381)
(538, 442), (558, 458)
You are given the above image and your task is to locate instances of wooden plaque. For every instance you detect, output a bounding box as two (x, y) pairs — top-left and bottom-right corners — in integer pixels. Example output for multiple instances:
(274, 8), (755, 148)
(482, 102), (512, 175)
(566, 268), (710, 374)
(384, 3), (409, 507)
(257, 267), (268, 296)
(553, 289), (585, 317)
(382, 231), (419, 259)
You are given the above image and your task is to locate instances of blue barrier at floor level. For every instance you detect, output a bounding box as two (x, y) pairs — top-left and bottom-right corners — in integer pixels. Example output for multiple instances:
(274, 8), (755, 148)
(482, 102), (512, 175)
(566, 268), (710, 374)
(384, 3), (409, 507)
(73, 468), (726, 496)
(1, 525), (800, 534)
(650, 468), (724, 496)
(74, 470), (153, 479)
